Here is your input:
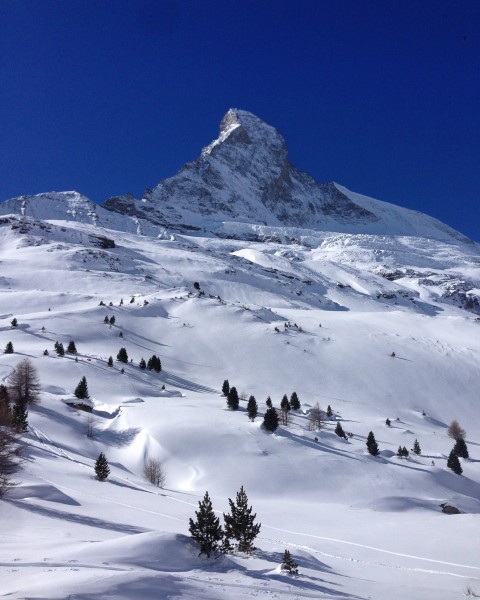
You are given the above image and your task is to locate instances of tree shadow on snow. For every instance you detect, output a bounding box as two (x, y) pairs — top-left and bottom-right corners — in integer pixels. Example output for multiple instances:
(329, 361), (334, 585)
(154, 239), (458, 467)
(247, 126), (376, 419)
(7, 499), (149, 535)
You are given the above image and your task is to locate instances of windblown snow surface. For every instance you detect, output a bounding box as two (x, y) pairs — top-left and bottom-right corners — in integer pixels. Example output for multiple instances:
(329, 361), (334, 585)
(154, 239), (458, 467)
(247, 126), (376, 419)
(1, 212), (480, 600)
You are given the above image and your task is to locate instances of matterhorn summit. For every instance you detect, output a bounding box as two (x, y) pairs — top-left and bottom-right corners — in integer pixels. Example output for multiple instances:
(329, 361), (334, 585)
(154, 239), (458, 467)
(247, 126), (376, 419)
(101, 109), (469, 242)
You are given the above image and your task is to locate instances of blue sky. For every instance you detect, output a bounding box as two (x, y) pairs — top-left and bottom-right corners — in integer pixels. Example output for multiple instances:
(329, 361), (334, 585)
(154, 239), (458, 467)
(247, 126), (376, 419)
(1, 0), (479, 240)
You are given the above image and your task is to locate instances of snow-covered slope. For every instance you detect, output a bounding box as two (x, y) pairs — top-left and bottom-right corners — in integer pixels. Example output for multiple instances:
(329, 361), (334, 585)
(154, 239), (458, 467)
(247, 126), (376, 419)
(1, 211), (480, 599)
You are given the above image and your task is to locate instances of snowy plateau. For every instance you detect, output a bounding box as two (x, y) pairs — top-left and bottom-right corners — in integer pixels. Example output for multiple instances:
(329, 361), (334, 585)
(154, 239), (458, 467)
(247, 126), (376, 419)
(1, 109), (480, 600)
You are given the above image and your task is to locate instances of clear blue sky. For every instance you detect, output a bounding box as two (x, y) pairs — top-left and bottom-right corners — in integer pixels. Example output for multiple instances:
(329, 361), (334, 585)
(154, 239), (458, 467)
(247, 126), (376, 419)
(1, 0), (479, 240)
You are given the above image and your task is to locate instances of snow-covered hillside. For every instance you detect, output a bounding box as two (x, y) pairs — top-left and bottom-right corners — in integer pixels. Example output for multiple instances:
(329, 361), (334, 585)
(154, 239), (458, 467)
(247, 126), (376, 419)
(1, 205), (480, 599)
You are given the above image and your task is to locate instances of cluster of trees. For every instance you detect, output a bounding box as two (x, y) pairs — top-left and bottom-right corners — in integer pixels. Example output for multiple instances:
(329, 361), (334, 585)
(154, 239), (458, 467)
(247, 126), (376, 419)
(189, 486), (261, 557)
(397, 446), (409, 458)
(222, 381), (301, 434)
(103, 315), (116, 325)
(51, 340), (77, 356)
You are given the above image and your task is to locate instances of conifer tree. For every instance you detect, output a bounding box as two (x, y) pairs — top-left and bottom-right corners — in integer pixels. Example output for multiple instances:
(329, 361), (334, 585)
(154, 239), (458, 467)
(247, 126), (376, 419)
(326, 404), (333, 418)
(150, 355), (161, 372)
(281, 549), (299, 575)
(453, 437), (469, 459)
(223, 486), (261, 554)
(67, 341), (77, 354)
(4, 342), (14, 354)
(8, 358), (41, 405)
(74, 376), (89, 400)
(94, 452), (110, 481)
(55, 341), (65, 356)
(263, 406), (279, 433)
(335, 422), (346, 438)
(12, 400), (28, 432)
(222, 379), (230, 396)
(188, 491), (223, 558)
(104, 316), (109, 324)
(366, 431), (379, 456)
(139, 358), (146, 369)
(227, 386), (239, 410)
(117, 347), (128, 363)
(107, 356), (113, 367)
(11, 318), (18, 328)
(280, 394), (290, 412)
(266, 396), (272, 408)
(385, 418), (391, 427)
(289, 391), (300, 411)
(447, 449), (462, 475)
(109, 315), (116, 326)
(247, 395), (258, 421)
(413, 439), (421, 455)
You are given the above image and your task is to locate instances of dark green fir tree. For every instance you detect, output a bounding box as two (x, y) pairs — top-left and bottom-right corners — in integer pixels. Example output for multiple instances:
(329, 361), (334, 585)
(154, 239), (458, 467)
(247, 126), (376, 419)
(447, 449), (462, 475)
(289, 391), (300, 411)
(413, 439), (421, 455)
(222, 379), (230, 396)
(188, 491), (223, 558)
(117, 347), (128, 363)
(263, 406), (279, 433)
(453, 437), (469, 459)
(223, 486), (261, 554)
(74, 376), (89, 400)
(366, 431), (379, 456)
(281, 549), (299, 575)
(247, 395), (258, 421)
(94, 452), (110, 481)
(4, 341), (14, 354)
(227, 386), (239, 410)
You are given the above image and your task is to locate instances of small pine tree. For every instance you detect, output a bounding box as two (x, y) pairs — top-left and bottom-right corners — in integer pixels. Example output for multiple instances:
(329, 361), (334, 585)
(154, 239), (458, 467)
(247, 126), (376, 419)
(289, 391), (300, 411)
(326, 404), (333, 418)
(335, 422), (346, 438)
(281, 549), (299, 575)
(223, 486), (261, 554)
(447, 449), (462, 475)
(366, 431), (379, 456)
(266, 396), (272, 408)
(188, 491), (223, 558)
(55, 341), (65, 356)
(263, 406), (279, 433)
(104, 316), (109, 324)
(130, 296), (135, 303)
(247, 395), (258, 421)
(109, 315), (116, 326)
(4, 341), (14, 354)
(12, 400), (28, 432)
(413, 439), (421, 455)
(139, 358), (146, 369)
(280, 394), (290, 412)
(117, 347), (128, 363)
(94, 452), (110, 481)
(150, 355), (161, 372)
(43, 349), (49, 355)
(67, 341), (77, 354)
(385, 418), (391, 427)
(453, 437), (469, 459)
(74, 376), (89, 400)
(227, 386), (239, 410)
(222, 379), (230, 396)
(107, 356), (113, 367)
(11, 318), (18, 328)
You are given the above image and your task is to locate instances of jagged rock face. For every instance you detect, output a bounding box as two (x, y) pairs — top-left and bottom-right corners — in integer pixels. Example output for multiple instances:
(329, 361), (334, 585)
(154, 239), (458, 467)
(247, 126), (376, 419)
(103, 108), (378, 230)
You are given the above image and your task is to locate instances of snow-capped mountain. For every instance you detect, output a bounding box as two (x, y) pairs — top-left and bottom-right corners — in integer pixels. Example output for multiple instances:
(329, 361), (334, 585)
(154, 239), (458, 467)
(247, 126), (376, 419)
(1, 110), (480, 600)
